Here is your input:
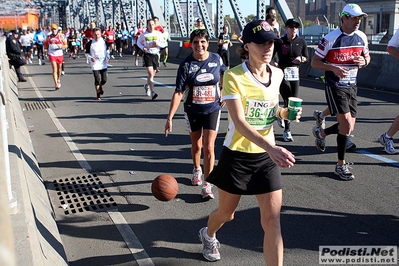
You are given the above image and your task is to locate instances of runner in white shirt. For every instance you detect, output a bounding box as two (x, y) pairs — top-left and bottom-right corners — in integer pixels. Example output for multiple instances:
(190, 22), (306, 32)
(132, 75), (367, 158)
(137, 19), (167, 100)
(85, 27), (109, 100)
(20, 30), (33, 64)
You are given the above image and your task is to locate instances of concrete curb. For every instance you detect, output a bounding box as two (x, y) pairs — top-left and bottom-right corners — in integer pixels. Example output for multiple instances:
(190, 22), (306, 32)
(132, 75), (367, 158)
(4, 61), (68, 265)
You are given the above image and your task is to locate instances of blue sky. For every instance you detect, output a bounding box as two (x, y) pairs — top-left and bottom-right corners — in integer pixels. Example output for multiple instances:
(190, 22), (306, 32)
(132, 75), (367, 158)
(162, 0), (268, 18)
(208, 0), (260, 18)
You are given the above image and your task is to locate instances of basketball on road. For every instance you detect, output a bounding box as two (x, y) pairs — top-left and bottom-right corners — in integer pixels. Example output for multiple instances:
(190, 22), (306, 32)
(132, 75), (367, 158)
(151, 174), (178, 201)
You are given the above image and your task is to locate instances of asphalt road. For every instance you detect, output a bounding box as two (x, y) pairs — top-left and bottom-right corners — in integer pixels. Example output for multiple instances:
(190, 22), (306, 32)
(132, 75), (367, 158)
(17, 54), (399, 266)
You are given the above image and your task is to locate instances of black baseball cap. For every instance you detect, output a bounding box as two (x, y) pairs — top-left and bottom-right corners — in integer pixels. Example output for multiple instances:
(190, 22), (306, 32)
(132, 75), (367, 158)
(285, 18), (300, 27)
(242, 20), (281, 45)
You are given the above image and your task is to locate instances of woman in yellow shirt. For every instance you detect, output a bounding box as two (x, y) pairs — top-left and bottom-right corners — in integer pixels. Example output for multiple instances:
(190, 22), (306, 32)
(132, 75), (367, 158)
(198, 20), (301, 265)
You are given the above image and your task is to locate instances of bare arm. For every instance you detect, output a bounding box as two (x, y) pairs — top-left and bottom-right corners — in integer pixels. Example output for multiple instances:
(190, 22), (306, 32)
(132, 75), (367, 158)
(225, 99), (295, 168)
(387, 46), (399, 60)
(311, 54), (349, 79)
(165, 91), (184, 137)
(237, 35), (243, 44)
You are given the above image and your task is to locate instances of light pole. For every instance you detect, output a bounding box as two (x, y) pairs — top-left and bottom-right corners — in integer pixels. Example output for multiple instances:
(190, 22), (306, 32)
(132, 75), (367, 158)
(225, 19), (231, 33)
(298, 16), (304, 36)
(323, 15), (330, 33)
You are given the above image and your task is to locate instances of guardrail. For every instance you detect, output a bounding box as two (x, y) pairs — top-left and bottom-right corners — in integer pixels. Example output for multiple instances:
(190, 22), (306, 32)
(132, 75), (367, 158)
(0, 36), (16, 266)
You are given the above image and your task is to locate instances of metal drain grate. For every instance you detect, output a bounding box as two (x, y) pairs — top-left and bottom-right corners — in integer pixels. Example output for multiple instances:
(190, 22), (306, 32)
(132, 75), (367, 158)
(53, 174), (117, 215)
(24, 101), (52, 111)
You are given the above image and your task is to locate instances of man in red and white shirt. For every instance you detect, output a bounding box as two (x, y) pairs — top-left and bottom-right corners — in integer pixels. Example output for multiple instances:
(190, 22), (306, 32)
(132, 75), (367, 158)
(46, 23), (67, 90)
(104, 26), (116, 59)
(311, 3), (371, 181)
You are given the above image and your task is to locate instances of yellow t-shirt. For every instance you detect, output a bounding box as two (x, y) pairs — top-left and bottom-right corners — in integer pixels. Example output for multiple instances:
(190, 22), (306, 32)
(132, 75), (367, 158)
(222, 63), (283, 153)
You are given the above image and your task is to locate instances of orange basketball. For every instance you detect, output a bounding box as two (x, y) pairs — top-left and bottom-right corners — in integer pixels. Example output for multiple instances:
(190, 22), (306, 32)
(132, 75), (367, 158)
(151, 174), (178, 201)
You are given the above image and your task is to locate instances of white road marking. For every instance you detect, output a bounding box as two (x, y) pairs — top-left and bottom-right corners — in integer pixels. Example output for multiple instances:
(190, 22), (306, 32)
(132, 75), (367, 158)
(25, 68), (45, 100)
(30, 77), (154, 265)
(46, 108), (92, 171)
(140, 77), (173, 88)
(356, 150), (399, 167)
(108, 210), (155, 266)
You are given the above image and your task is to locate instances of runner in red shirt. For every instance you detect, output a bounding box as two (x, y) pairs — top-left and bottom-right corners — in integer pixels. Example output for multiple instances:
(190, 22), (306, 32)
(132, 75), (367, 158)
(104, 26), (116, 59)
(153, 16), (164, 33)
(45, 23), (67, 90)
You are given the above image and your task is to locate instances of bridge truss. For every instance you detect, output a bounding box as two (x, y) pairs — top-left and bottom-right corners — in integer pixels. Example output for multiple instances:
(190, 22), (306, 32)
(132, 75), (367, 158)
(34, 0), (293, 39)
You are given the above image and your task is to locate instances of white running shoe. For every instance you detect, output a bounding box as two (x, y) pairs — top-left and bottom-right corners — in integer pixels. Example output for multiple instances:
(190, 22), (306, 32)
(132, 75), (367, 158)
(191, 168), (203, 186)
(312, 126), (326, 152)
(313, 110), (325, 129)
(378, 133), (396, 154)
(283, 130), (293, 142)
(346, 138), (356, 151)
(277, 117), (285, 129)
(198, 227), (220, 262)
(135, 60), (138, 66)
(38, 59), (41, 65)
(201, 182), (214, 200)
(144, 84), (150, 96)
(334, 163), (355, 181)
(111, 55), (115, 59)
(61, 71), (65, 76)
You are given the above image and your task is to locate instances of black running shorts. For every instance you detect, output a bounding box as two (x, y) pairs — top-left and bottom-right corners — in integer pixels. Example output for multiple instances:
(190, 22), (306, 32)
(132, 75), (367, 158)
(184, 110), (220, 133)
(143, 53), (159, 68)
(207, 147), (282, 195)
(325, 85), (358, 117)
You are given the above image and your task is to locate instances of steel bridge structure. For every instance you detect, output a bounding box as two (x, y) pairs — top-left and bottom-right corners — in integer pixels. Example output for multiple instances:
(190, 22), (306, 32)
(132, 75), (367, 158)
(33, 0), (293, 39)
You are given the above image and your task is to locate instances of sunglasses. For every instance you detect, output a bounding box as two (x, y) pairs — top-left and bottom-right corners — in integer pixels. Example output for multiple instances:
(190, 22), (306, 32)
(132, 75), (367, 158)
(346, 15), (364, 21)
(288, 25), (299, 29)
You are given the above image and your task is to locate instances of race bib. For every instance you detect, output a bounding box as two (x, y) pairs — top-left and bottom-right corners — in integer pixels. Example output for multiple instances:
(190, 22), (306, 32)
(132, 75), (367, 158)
(71, 42), (76, 46)
(284, 67), (299, 81)
(118, 34), (122, 38)
(222, 42), (229, 50)
(192, 85), (216, 104)
(108, 35), (114, 40)
(38, 36), (44, 42)
(50, 44), (59, 50)
(244, 99), (277, 130)
(339, 65), (358, 85)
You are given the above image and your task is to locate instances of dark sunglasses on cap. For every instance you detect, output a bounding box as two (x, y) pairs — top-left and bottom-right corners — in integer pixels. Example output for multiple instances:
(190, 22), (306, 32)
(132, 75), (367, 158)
(345, 15), (364, 21)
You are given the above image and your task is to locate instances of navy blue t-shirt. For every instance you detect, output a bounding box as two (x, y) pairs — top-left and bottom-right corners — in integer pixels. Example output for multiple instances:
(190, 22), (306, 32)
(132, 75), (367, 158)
(176, 52), (226, 114)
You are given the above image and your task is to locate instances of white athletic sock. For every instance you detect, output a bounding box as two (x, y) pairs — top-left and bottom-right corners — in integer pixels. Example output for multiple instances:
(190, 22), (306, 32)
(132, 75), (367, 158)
(203, 227), (216, 241)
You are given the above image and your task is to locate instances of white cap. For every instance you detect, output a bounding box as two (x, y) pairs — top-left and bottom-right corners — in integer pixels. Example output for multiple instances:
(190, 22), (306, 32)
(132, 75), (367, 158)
(341, 4), (367, 17)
